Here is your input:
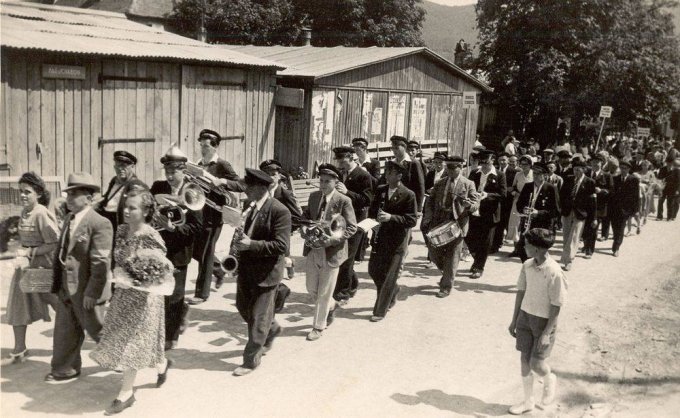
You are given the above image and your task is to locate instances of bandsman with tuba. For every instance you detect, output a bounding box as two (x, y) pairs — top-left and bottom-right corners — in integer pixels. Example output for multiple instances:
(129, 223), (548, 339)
(150, 146), (203, 350)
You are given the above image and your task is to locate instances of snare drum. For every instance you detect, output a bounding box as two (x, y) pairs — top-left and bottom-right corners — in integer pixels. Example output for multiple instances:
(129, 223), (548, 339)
(426, 221), (462, 247)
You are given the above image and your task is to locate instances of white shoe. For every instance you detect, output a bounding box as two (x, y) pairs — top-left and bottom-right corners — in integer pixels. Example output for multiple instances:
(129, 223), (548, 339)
(508, 399), (535, 415)
(542, 373), (557, 405)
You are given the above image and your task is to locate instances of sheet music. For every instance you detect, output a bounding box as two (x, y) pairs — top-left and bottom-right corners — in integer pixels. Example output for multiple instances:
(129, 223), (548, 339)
(357, 218), (380, 232)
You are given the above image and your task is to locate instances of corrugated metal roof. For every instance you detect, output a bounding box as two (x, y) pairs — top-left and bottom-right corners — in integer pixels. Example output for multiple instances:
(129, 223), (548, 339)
(224, 45), (491, 92)
(0, 1), (284, 69)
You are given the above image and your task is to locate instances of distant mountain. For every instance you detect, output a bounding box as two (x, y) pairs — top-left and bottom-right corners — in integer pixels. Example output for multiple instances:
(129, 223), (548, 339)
(421, 1), (478, 62)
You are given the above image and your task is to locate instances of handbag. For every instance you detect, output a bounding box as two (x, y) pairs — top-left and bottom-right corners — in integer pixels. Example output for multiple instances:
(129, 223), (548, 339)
(19, 267), (54, 293)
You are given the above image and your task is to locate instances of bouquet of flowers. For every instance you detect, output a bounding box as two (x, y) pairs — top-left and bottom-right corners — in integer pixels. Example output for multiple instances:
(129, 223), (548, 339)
(113, 248), (174, 295)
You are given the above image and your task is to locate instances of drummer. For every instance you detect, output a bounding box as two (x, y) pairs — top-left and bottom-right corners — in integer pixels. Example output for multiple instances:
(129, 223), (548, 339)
(422, 156), (480, 298)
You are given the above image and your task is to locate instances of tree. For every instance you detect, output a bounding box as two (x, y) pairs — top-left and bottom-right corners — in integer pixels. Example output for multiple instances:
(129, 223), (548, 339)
(169, 0), (426, 47)
(476, 0), (680, 141)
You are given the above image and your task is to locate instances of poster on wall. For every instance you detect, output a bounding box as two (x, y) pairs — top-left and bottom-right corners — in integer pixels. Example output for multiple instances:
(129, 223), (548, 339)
(371, 107), (383, 135)
(386, 94), (407, 137)
(311, 90), (335, 155)
(362, 93), (373, 137)
(410, 97), (428, 141)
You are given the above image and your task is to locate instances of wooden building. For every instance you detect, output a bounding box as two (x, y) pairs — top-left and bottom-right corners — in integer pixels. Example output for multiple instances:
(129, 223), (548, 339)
(224, 45), (492, 173)
(0, 1), (282, 191)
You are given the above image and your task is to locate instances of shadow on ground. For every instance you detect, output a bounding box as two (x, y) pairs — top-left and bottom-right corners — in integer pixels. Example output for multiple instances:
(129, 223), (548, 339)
(391, 389), (509, 416)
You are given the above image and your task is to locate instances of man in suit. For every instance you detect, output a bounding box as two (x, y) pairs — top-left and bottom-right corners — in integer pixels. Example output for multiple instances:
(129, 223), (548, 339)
(368, 161), (417, 321)
(189, 129), (244, 304)
(555, 150), (573, 178)
(47, 172), (113, 382)
(666, 158), (680, 221)
(407, 140), (429, 186)
(425, 151), (448, 192)
(422, 156), (480, 298)
(582, 155), (614, 257)
(352, 137), (381, 181)
(332, 147), (373, 306)
(96, 151), (147, 233)
(466, 150), (507, 278)
(657, 155), (678, 220)
(260, 159), (302, 279)
(383, 136), (425, 213)
(231, 169), (291, 376)
(609, 161), (641, 256)
(150, 146), (203, 350)
(515, 162), (559, 261)
(302, 164), (357, 341)
(559, 160), (596, 271)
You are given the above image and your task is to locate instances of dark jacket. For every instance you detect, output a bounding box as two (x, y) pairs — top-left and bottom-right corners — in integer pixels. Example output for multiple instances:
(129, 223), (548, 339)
(343, 164), (374, 222)
(559, 175), (596, 221)
(609, 174), (641, 219)
(590, 170), (614, 218)
(361, 158), (381, 181)
(271, 184), (303, 231)
(238, 197), (291, 287)
(197, 157), (242, 227)
(516, 182), (559, 229)
(150, 180), (204, 267)
(662, 167), (680, 196)
(98, 175), (148, 226)
(369, 184), (417, 253)
(469, 169), (507, 224)
(380, 158), (425, 212)
(425, 168), (448, 192)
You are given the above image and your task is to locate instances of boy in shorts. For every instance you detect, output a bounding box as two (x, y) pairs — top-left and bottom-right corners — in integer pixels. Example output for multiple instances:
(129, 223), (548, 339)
(508, 228), (567, 414)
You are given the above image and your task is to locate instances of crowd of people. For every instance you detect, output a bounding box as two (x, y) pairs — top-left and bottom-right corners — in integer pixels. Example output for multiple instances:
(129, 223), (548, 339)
(1, 127), (678, 415)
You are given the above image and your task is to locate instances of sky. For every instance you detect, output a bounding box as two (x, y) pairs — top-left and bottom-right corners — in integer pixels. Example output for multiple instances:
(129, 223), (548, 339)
(426, 0), (477, 6)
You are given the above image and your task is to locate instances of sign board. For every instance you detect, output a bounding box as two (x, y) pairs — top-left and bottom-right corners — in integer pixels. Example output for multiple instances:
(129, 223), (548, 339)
(637, 127), (651, 137)
(275, 87), (304, 108)
(42, 64), (86, 80)
(599, 106), (613, 118)
(463, 91), (477, 107)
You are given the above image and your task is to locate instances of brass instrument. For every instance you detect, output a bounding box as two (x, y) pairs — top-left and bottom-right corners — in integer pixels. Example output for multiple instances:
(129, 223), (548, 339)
(520, 192), (535, 235)
(221, 203), (255, 274)
(300, 213), (347, 249)
(184, 162), (239, 209)
(151, 183), (206, 231)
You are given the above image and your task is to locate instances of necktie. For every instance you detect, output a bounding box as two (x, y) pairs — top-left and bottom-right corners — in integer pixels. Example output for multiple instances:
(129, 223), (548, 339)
(317, 196), (327, 221)
(571, 178), (580, 200)
(59, 215), (72, 264)
(243, 203), (257, 234)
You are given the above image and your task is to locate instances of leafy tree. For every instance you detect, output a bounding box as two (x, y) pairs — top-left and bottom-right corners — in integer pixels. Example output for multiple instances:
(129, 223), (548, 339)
(476, 0), (680, 141)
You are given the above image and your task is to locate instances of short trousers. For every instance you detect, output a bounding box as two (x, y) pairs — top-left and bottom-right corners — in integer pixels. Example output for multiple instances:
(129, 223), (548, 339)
(515, 310), (556, 360)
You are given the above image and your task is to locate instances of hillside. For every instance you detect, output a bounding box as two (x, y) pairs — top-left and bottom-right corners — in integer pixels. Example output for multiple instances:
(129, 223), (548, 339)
(421, 1), (478, 62)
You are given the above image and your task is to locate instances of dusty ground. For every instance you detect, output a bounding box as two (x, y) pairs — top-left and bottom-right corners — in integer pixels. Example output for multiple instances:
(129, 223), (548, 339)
(1, 216), (678, 417)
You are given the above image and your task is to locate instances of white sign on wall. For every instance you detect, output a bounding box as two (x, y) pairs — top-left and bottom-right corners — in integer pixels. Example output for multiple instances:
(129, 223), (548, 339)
(410, 97), (428, 141)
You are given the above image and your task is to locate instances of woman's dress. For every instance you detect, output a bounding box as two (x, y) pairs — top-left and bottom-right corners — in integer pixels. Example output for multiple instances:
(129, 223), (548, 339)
(90, 224), (172, 371)
(6, 204), (59, 326)
(506, 170), (534, 242)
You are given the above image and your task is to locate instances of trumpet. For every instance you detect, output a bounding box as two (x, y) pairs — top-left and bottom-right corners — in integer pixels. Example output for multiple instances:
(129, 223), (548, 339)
(520, 192), (535, 235)
(221, 203), (255, 274)
(184, 162), (239, 209)
(151, 183), (206, 231)
(300, 214), (347, 249)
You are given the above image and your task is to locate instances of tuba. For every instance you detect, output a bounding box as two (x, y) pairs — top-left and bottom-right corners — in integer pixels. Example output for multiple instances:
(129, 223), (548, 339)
(300, 213), (347, 249)
(184, 162), (239, 209)
(152, 183), (206, 231)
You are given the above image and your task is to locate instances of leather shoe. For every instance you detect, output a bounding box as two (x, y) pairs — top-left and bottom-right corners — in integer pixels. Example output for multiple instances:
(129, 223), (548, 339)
(306, 329), (323, 341)
(104, 394), (135, 415)
(214, 276), (224, 289)
(156, 359), (173, 388)
(164, 340), (177, 351)
(613, 250), (619, 257)
(584, 253), (592, 259)
(263, 326), (282, 353)
(326, 305), (336, 326)
(436, 290), (450, 298)
(186, 297), (206, 305)
(562, 263), (572, 271)
(370, 315), (384, 322)
(233, 366), (254, 376)
(45, 371), (80, 383)
(470, 270), (482, 279)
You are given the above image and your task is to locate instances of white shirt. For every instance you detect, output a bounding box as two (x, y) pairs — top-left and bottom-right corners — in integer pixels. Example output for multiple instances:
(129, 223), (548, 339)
(104, 182), (124, 212)
(197, 153), (219, 166)
(70, 206), (91, 240)
(517, 255), (568, 318)
(319, 189), (335, 220)
(505, 142), (517, 156)
(393, 154), (412, 163)
(433, 168), (446, 184)
(573, 174), (585, 194)
(269, 183), (279, 198)
(479, 166), (497, 192)
(357, 154), (372, 166)
(388, 187), (398, 200)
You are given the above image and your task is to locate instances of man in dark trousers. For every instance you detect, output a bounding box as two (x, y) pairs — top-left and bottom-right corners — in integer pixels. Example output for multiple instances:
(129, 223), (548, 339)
(515, 162), (559, 261)
(407, 140), (429, 185)
(583, 155), (614, 257)
(559, 160), (596, 271)
(352, 137), (381, 181)
(384, 135), (425, 213)
(368, 161), (417, 321)
(657, 155), (678, 220)
(609, 161), (640, 257)
(466, 150), (507, 278)
(555, 150), (573, 178)
(494, 152), (516, 251)
(96, 151), (147, 233)
(189, 129), (243, 304)
(332, 146), (373, 306)
(232, 169), (291, 376)
(47, 172), (113, 382)
(422, 156), (480, 298)
(150, 146), (203, 350)
(425, 151), (448, 191)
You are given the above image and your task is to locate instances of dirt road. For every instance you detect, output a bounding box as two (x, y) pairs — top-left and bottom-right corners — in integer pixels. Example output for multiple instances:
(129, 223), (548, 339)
(1, 218), (678, 417)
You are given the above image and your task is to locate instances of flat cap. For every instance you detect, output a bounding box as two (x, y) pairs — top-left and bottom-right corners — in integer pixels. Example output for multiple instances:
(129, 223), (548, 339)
(114, 150), (137, 165)
(259, 159), (283, 171)
(556, 150), (572, 158)
(390, 135), (408, 147)
(543, 148), (555, 154)
(407, 140), (420, 149)
(519, 155), (533, 165)
(198, 129), (221, 143)
(433, 151), (447, 160)
(351, 137), (368, 147)
(244, 168), (274, 186)
(445, 156), (466, 166)
(532, 162), (549, 174)
(318, 163), (341, 179)
(385, 160), (408, 176)
(333, 146), (355, 158)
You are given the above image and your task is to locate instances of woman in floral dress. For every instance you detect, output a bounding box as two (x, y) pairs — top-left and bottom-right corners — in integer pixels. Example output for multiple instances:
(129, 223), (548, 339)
(507, 156), (534, 245)
(1, 172), (59, 365)
(90, 189), (174, 415)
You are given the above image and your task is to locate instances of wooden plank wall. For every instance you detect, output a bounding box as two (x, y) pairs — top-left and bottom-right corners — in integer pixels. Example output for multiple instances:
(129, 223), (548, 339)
(1, 52), (277, 192)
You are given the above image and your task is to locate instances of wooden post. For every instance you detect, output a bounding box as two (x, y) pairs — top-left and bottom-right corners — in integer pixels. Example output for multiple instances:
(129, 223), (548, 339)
(594, 118), (606, 152)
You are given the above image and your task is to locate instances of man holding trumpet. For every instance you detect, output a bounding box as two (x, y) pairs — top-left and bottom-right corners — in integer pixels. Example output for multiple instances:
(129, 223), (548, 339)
(150, 146), (203, 350)
(422, 156), (480, 298)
